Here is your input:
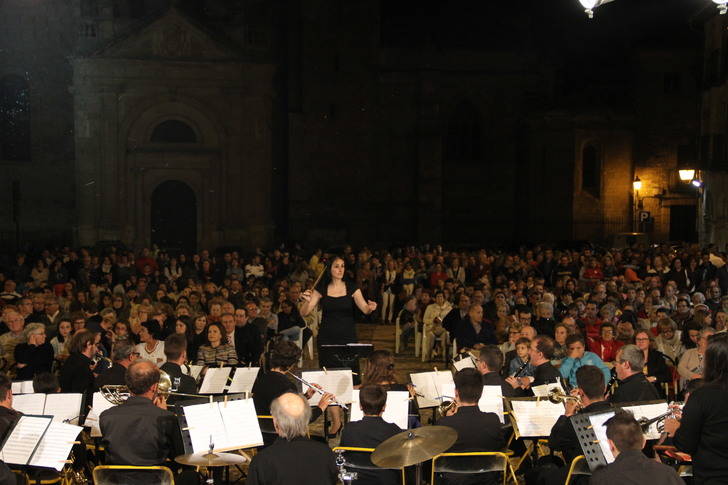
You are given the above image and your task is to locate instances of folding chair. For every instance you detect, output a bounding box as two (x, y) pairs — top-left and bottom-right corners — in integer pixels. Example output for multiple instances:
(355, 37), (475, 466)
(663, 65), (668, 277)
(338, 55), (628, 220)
(564, 455), (591, 485)
(431, 451), (517, 485)
(92, 465), (175, 485)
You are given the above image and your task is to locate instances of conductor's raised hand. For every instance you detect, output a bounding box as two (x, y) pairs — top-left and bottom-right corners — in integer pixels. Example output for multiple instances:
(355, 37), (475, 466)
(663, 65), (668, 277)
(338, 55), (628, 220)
(300, 290), (312, 303)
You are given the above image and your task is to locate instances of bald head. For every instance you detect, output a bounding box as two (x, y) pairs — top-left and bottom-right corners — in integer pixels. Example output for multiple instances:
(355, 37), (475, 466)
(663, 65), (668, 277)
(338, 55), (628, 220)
(125, 360), (160, 396)
(271, 392), (311, 440)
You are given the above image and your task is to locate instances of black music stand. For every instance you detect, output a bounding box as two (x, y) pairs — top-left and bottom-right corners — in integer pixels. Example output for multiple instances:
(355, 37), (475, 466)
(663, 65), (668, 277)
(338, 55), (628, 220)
(319, 343), (373, 385)
(570, 410), (615, 471)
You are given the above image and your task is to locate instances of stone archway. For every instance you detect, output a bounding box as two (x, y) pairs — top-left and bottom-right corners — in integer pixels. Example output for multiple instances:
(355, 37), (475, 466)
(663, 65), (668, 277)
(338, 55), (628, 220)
(150, 180), (197, 253)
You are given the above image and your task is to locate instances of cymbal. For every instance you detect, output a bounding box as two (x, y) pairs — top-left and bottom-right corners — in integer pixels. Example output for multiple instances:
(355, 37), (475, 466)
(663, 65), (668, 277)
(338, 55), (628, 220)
(175, 452), (247, 467)
(371, 426), (457, 468)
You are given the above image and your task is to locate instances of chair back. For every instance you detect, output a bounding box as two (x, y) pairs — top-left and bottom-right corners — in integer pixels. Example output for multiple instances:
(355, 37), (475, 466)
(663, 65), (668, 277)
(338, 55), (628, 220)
(432, 451), (516, 485)
(92, 465), (174, 485)
(565, 455), (591, 485)
(12, 470), (28, 485)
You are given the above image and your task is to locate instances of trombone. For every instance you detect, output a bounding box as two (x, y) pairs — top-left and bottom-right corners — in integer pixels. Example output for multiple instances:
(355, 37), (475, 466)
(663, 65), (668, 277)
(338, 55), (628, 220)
(100, 370), (208, 404)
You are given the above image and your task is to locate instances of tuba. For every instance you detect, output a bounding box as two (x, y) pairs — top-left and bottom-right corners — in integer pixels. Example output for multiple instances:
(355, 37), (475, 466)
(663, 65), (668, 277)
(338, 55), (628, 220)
(100, 370), (206, 404)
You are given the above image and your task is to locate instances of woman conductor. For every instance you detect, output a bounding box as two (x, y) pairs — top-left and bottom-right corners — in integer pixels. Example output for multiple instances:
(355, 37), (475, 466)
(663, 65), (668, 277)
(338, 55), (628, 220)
(299, 255), (377, 368)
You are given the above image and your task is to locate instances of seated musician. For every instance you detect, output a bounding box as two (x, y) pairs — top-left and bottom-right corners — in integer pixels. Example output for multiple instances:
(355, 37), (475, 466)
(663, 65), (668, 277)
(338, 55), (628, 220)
(100, 360), (183, 466)
(506, 335), (561, 393)
(539, 365), (612, 485)
(476, 345), (516, 397)
(159, 334), (197, 406)
(94, 342), (138, 389)
(247, 392), (337, 485)
(59, 329), (96, 394)
(0, 374), (21, 442)
(609, 344), (660, 403)
(436, 368), (505, 485)
(32, 372), (60, 393)
(339, 384), (402, 485)
(590, 411), (682, 484)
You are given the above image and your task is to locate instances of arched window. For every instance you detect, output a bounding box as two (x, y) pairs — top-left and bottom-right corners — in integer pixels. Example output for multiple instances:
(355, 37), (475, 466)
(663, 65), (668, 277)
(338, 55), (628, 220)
(582, 144), (601, 198)
(150, 120), (198, 143)
(0, 75), (31, 161)
(444, 101), (481, 163)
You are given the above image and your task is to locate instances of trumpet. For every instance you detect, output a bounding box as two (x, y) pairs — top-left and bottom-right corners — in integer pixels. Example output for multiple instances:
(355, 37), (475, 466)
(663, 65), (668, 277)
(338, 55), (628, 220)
(638, 403), (683, 433)
(547, 388), (583, 408)
(437, 399), (457, 417)
(100, 370), (207, 404)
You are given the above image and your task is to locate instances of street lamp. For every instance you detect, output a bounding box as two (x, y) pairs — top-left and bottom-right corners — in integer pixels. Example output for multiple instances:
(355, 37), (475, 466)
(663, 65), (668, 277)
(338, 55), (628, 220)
(632, 176), (642, 191)
(714, 0), (728, 15)
(679, 169), (696, 182)
(578, 0), (615, 18)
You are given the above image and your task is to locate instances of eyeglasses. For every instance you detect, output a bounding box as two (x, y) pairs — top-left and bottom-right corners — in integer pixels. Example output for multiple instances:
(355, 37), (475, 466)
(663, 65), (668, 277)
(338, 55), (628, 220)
(635, 337), (650, 342)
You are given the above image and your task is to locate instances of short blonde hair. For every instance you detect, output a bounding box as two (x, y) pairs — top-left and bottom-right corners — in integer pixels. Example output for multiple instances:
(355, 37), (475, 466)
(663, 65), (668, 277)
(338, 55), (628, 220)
(23, 323), (45, 340)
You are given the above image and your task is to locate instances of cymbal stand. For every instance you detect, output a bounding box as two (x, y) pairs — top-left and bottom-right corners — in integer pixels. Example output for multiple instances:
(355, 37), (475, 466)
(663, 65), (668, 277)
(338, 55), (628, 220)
(335, 449), (358, 485)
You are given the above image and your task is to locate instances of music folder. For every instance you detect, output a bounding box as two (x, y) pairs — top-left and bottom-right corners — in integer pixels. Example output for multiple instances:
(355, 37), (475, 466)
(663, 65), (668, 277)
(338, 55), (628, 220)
(227, 367), (260, 394)
(504, 397), (565, 438)
(409, 370), (455, 408)
(0, 415), (82, 471)
(12, 393), (84, 424)
(198, 367), (233, 394)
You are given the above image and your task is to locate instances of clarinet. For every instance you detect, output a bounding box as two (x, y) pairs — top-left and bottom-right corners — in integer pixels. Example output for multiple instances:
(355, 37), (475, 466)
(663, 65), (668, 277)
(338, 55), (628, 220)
(511, 358), (530, 378)
(605, 368), (618, 396)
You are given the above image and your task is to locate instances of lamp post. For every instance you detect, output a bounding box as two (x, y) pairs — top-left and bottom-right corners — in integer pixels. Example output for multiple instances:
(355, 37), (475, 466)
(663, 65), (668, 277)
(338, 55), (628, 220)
(578, 0), (726, 17)
(632, 176), (642, 232)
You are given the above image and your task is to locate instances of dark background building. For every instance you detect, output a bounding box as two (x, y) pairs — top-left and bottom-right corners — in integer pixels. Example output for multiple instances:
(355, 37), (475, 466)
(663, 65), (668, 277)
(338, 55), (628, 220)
(0, 0), (714, 252)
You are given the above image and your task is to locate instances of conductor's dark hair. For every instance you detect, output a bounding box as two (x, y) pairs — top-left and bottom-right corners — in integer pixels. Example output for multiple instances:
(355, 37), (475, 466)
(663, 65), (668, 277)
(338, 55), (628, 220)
(33, 372), (60, 394)
(454, 368), (483, 404)
(576, 365), (605, 399)
(269, 340), (302, 370)
(0, 374), (11, 401)
(359, 384), (387, 416)
(126, 360), (161, 395)
(704, 332), (728, 387)
(604, 410), (643, 452)
(479, 345), (504, 372)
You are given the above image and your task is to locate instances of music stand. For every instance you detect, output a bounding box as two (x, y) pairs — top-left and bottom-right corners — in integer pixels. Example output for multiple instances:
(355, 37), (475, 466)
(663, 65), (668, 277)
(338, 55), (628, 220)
(319, 344), (373, 385)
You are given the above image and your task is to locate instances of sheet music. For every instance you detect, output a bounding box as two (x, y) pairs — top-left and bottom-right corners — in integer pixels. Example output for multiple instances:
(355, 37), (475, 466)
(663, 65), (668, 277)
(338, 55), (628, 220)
(227, 367), (260, 394)
(452, 356), (476, 371)
(622, 402), (669, 440)
(479, 386), (505, 424)
(531, 381), (565, 398)
(219, 399), (264, 450)
(11, 381), (35, 395)
(509, 399), (564, 437)
(44, 394), (83, 424)
(182, 365), (204, 380)
(349, 390), (409, 430)
(301, 370), (354, 405)
(588, 411), (616, 463)
(28, 422), (82, 471)
(410, 370), (455, 408)
(84, 392), (117, 438)
(12, 394), (46, 416)
(0, 415), (51, 466)
(199, 367), (232, 394)
(184, 402), (228, 453)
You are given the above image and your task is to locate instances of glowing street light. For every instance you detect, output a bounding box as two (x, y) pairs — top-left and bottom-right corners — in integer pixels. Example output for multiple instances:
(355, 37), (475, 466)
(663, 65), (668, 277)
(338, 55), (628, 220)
(578, 0), (615, 18)
(679, 169), (696, 182)
(632, 176), (642, 191)
(714, 0), (728, 15)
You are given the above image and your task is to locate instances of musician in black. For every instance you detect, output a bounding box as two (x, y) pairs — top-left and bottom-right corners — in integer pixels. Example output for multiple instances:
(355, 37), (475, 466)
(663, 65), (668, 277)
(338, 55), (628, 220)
(339, 384), (402, 485)
(59, 329), (96, 395)
(247, 392), (337, 485)
(476, 345), (516, 397)
(94, 342), (138, 389)
(100, 360), (183, 466)
(159, 334), (197, 407)
(436, 368), (505, 485)
(609, 344), (660, 403)
(0, 374), (20, 443)
(506, 335), (561, 393)
(590, 411), (682, 484)
(665, 333), (728, 483)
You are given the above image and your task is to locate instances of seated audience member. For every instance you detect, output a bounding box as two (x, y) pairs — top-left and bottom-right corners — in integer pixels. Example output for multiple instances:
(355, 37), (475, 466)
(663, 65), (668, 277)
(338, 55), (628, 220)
(136, 320), (166, 365)
(590, 411), (682, 484)
(233, 307), (264, 366)
(0, 308), (26, 370)
(100, 360), (183, 465)
(588, 322), (623, 362)
(59, 329), (97, 394)
(678, 326), (715, 386)
(443, 294), (470, 337)
(247, 392), (337, 485)
(276, 300), (305, 342)
(653, 318), (684, 364)
(477, 345), (517, 397)
(339, 384), (402, 485)
(634, 330), (671, 395)
(50, 315), (73, 363)
(0, 374), (20, 442)
(559, 334), (611, 388)
(160, 334), (198, 407)
(507, 338), (534, 379)
(14, 323), (54, 380)
(610, 344), (660, 403)
(454, 304), (496, 352)
(435, 368), (505, 485)
(196, 321), (238, 366)
(397, 296), (418, 351)
(94, 342), (138, 389)
(32, 372), (60, 394)
(552, 322), (569, 361)
(543, 365), (612, 484)
(615, 318), (636, 346)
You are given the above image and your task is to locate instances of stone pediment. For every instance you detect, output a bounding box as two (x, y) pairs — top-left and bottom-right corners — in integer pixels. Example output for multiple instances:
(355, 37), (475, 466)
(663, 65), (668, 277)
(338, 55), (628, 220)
(92, 8), (242, 61)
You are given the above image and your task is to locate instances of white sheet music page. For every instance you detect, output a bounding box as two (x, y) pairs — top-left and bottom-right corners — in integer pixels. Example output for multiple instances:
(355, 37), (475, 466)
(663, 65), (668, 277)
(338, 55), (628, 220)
(479, 386), (505, 424)
(12, 394), (46, 416)
(452, 356), (475, 371)
(621, 402), (669, 440)
(44, 394), (83, 423)
(182, 365), (204, 380)
(510, 399), (564, 437)
(85, 392), (117, 438)
(183, 402), (227, 453)
(199, 367), (232, 394)
(0, 415), (51, 466)
(588, 411), (617, 463)
(28, 422), (82, 471)
(301, 370), (354, 405)
(227, 368), (260, 394)
(349, 390), (409, 430)
(11, 381), (34, 395)
(218, 399), (264, 450)
(531, 381), (565, 398)
(410, 370), (455, 408)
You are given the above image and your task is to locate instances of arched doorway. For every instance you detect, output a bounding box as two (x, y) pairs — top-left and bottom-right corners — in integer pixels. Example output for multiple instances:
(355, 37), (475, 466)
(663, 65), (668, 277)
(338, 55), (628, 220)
(151, 180), (197, 253)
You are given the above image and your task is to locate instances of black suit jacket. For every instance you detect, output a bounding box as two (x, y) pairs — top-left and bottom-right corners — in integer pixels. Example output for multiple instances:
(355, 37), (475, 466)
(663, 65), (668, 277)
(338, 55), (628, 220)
(100, 396), (183, 466)
(590, 450), (683, 485)
(609, 372), (660, 404)
(454, 319), (497, 351)
(94, 363), (127, 390)
(482, 371), (516, 398)
(251, 370), (322, 421)
(532, 361), (561, 388)
(0, 406), (21, 444)
(340, 416), (402, 485)
(159, 362), (198, 406)
(60, 352), (95, 394)
(234, 324), (263, 366)
(247, 436), (337, 485)
(436, 405), (505, 452)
